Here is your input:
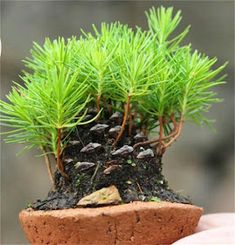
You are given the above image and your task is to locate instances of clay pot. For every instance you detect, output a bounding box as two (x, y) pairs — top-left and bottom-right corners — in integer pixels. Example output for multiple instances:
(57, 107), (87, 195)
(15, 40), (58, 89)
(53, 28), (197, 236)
(19, 201), (203, 245)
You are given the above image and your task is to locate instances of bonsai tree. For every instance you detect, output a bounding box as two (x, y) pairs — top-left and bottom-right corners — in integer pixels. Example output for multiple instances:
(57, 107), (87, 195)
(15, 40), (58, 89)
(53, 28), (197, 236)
(0, 6), (226, 209)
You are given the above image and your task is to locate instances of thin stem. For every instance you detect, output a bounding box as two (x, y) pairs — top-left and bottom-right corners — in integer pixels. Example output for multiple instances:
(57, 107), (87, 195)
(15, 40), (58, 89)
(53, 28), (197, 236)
(136, 182), (143, 193)
(42, 147), (55, 189)
(108, 102), (113, 115)
(76, 127), (85, 147)
(162, 118), (184, 150)
(158, 116), (164, 145)
(170, 112), (177, 129)
(128, 109), (133, 136)
(143, 127), (148, 136)
(57, 128), (68, 178)
(96, 94), (101, 114)
(139, 114), (144, 130)
(157, 115), (183, 155)
(103, 97), (113, 116)
(57, 128), (62, 170)
(159, 116), (163, 139)
(113, 95), (131, 146)
(134, 114), (180, 149)
(91, 162), (100, 189)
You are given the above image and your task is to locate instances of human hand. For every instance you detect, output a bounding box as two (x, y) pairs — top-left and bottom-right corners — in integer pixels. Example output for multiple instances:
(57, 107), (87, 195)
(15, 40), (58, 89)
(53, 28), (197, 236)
(173, 213), (235, 244)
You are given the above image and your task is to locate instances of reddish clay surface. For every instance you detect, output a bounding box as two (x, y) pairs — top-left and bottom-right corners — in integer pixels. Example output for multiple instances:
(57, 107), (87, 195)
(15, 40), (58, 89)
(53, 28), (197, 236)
(19, 201), (203, 245)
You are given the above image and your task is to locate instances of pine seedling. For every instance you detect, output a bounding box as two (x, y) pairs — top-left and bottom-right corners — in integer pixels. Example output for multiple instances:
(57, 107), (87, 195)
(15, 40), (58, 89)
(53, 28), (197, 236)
(0, 6), (227, 183)
(74, 23), (122, 114)
(0, 38), (97, 182)
(110, 28), (163, 145)
(146, 6), (190, 51)
(133, 7), (226, 155)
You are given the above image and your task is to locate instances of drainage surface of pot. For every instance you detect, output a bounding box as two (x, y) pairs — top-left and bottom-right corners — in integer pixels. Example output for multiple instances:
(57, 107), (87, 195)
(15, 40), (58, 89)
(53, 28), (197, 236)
(19, 201), (203, 245)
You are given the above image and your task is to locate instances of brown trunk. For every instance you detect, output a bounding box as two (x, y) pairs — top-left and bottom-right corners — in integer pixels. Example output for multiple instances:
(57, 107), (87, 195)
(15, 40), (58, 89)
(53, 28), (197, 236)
(158, 116), (163, 151)
(57, 128), (68, 178)
(170, 113), (177, 129)
(163, 118), (183, 150)
(113, 96), (131, 146)
(128, 110), (133, 136)
(96, 95), (101, 115)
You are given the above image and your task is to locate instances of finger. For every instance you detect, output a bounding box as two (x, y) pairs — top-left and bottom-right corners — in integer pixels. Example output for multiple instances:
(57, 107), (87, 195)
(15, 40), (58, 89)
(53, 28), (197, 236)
(173, 226), (235, 244)
(196, 213), (235, 232)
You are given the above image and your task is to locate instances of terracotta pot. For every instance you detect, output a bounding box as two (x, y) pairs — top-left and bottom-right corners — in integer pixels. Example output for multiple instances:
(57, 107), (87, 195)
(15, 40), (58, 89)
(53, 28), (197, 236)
(19, 201), (203, 245)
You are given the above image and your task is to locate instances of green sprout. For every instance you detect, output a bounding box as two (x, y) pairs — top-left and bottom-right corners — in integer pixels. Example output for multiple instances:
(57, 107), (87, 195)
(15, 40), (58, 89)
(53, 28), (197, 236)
(0, 6), (227, 184)
(149, 197), (161, 202)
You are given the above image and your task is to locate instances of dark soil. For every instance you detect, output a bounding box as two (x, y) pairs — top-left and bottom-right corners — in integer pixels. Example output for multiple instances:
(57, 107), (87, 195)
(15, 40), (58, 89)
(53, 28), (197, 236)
(32, 109), (191, 210)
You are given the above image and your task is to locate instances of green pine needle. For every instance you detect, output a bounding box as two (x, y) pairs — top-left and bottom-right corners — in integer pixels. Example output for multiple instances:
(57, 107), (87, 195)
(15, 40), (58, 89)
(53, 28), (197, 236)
(0, 6), (227, 162)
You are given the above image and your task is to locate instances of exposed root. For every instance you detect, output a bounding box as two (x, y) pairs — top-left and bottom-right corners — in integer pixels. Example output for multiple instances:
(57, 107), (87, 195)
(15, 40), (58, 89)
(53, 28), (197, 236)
(133, 114), (184, 156)
(162, 118), (184, 153)
(133, 130), (176, 149)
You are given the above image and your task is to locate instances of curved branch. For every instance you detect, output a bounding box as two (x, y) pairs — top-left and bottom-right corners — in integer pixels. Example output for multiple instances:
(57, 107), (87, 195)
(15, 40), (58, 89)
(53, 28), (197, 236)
(133, 114), (182, 152)
(162, 119), (184, 150)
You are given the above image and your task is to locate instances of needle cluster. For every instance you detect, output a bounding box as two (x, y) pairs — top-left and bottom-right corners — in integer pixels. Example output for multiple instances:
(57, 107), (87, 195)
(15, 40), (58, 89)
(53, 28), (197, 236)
(0, 7), (226, 180)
